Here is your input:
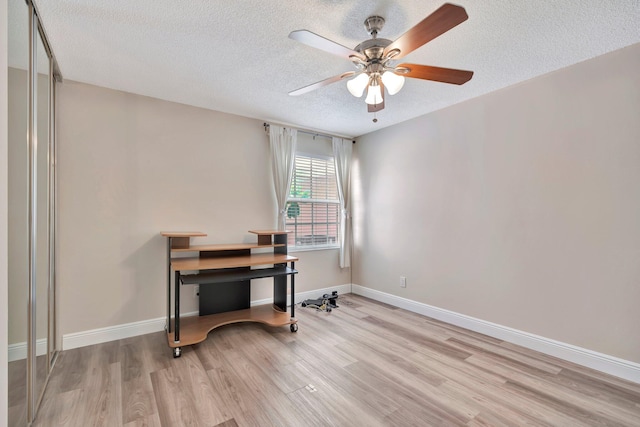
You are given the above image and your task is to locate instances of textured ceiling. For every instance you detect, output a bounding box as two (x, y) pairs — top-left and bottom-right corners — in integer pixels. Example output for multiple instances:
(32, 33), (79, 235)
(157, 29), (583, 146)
(16, 0), (640, 137)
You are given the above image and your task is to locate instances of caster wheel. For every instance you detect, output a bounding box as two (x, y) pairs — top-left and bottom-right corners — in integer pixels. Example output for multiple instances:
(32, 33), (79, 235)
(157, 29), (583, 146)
(327, 307), (332, 312)
(290, 323), (298, 333)
(173, 347), (182, 358)
(301, 302), (307, 307)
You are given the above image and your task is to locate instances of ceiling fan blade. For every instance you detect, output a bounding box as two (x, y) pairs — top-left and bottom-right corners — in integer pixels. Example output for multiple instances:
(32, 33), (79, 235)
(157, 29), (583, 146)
(398, 63), (473, 85)
(289, 30), (363, 60)
(289, 71), (356, 96)
(385, 3), (468, 59)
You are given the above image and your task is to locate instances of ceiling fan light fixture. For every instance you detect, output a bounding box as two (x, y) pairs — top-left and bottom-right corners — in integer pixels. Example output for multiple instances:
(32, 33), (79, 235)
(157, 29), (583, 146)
(381, 71), (405, 95)
(365, 82), (383, 105)
(288, 3), (474, 116)
(347, 73), (370, 97)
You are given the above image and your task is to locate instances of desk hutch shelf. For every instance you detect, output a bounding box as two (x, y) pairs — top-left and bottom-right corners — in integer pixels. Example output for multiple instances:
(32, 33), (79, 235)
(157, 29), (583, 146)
(160, 230), (298, 358)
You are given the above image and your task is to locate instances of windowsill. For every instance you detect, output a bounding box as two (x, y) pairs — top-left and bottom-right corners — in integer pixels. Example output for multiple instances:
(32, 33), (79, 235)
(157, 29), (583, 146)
(288, 246), (340, 253)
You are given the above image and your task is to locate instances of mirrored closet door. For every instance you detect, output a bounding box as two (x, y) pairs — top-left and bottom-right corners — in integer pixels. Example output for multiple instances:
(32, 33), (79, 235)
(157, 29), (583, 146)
(7, 0), (30, 422)
(8, 0), (60, 424)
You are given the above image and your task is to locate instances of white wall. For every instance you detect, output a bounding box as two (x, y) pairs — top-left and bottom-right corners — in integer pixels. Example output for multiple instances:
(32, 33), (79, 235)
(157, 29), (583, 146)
(353, 43), (640, 364)
(1, 1), (9, 423)
(57, 80), (350, 341)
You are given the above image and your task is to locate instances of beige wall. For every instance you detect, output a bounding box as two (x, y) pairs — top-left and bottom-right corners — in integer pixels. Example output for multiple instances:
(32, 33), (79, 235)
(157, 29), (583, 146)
(2, 0), (10, 420)
(57, 80), (350, 338)
(353, 43), (640, 363)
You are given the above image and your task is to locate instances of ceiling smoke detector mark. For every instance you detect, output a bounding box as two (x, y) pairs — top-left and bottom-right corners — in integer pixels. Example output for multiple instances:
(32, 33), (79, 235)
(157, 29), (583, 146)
(305, 384), (318, 393)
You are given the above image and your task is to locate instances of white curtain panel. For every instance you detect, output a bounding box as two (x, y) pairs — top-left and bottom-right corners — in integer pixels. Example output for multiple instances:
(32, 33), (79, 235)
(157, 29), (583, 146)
(269, 125), (298, 230)
(332, 137), (352, 268)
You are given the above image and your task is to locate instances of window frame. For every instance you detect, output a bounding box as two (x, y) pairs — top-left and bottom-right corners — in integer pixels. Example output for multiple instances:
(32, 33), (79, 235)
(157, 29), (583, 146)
(286, 151), (340, 252)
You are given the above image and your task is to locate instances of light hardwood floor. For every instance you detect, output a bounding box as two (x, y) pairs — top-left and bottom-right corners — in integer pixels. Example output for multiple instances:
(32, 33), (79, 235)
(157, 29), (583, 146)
(23, 294), (640, 426)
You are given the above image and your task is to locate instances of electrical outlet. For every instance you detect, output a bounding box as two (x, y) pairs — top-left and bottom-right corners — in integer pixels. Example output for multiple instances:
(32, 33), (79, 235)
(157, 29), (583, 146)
(400, 276), (407, 288)
(194, 285), (199, 297)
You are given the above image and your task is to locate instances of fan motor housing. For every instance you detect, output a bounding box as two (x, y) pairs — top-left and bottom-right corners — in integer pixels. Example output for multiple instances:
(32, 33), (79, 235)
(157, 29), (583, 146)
(355, 38), (392, 60)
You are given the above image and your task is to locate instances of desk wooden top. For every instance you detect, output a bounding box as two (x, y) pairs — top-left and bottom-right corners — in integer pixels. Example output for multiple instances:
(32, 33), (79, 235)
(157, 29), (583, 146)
(249, 230), (290, 235)
(160, 231), (207, 238)
(171, 253), (298, 272)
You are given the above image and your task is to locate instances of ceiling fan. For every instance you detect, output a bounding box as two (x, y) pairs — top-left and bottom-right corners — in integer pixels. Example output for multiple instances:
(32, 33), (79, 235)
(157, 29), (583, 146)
(288, 3), (474, 116)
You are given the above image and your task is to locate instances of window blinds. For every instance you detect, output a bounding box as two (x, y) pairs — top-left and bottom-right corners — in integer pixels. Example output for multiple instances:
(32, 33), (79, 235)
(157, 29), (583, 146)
(286, 154), (340, 247)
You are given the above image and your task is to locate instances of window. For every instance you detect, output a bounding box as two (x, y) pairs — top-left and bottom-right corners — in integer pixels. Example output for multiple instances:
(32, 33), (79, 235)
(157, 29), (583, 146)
(286, 153), (340, 249)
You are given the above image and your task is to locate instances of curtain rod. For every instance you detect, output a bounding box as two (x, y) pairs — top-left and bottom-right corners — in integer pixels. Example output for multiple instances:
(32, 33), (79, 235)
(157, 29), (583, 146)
(263, 123), (355, 144)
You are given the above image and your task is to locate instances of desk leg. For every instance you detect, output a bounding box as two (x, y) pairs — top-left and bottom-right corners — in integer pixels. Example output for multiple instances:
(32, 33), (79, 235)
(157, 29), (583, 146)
(174, 270), (180, 343)
(289, 262), (298, 332)
(166, 237), (172, 333)
(290, 262), (295, 319)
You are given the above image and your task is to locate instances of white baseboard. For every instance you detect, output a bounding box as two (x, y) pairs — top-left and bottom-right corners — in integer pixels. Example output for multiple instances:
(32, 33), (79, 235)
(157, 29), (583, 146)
(8, 338), (48, 362)
(62, 284), (353, 351)
(351, 285), (640, 384)
(63, 316), (167, 351)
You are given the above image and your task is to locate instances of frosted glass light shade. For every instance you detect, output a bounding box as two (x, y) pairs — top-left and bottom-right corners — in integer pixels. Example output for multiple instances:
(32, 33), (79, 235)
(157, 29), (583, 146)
(381, 71), (405, 95)
(365, 83), (383, 105)
(347, 73), (370, 97)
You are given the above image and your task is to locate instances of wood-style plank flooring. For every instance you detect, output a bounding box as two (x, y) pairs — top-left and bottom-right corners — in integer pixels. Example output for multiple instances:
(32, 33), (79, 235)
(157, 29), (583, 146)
(27, 295), (640, 426)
